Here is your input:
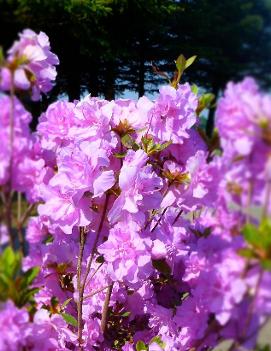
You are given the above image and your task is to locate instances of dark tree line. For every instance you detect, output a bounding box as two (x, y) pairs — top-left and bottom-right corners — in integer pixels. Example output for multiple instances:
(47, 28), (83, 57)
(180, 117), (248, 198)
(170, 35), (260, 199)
(0, 0), (271, 131)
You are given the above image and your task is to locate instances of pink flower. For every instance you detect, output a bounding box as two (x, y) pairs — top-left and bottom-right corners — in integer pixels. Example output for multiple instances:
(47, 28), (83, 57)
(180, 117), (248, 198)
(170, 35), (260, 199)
(109, 150), (162, 222)
(216, 77), (271, 157)
(38, 101), (79, 150)
(38, 186), (92, 234)
(2, 29), (59, 100)
(0, 301), (29, 351)
(98, 221), (153, 284)
(149, 84), (197, 144)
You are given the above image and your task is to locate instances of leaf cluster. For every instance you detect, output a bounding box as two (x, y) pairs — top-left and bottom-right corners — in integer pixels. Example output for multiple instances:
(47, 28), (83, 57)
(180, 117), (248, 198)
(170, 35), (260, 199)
(240, 219), (271, 270)
(0, 247), (39, 307)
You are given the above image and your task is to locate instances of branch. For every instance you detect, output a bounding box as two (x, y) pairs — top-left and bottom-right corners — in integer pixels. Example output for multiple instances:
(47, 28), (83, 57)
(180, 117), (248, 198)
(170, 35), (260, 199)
(101, 283), (114, 334)
(76, 226), (86, 350)
(83, 284), (111, 301)
(76, 193), (110, 348)
(81, 193), (110, 295)
(6, 77), (15, 248)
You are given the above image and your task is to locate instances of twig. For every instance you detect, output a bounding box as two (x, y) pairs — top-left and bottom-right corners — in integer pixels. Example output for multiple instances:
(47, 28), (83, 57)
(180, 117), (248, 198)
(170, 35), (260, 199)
(242, 270), (263, 338)
(76, 227), (86, 350)
(0, 191), (5, 205)
(6, 76), (15, 248)
(151, 207), (168, 233)
(83, 284), (111, 301)
(85, 262), (104, 287)
(243, 316), (271, 344)
(101, 283), (114, 334)
(80, 194), (110, 295)
(144, 183), (171, 231)
(6, 193), (14, 248)
(76, 194), (110, 348)
(15, 202), (36, 256)
(172, 208), (183, 225)
(228, 269), (264, 351)
(245, 180), (253, 224)
(17, 192), (24, 255)
(17, 192), (21, 223)
(18, 203), (36, 228)
(263, 178), (271, 219)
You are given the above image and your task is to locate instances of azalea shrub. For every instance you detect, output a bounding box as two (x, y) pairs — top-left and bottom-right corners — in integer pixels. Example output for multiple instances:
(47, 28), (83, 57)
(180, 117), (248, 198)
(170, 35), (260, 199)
(0, 29), (271, 351)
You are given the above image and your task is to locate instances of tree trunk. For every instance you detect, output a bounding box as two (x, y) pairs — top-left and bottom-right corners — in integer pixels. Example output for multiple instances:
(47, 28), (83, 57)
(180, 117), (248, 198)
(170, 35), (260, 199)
(206, 83), (220, 138)
(67, 70), (81, 101)
(138, 39), (145, 97)
(138, 57), (145, 97)
(104, 62), (115, 100)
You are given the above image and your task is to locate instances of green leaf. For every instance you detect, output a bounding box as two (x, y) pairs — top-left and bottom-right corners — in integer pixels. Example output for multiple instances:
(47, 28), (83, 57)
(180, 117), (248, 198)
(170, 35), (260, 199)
(255, 344), (271, 351)
(141, 136), (171, 155)
(61, 312), (78, 327)
(240, 219), (271, 269)
(51, 296), (59, 308)
(242, 223), (259, 247)
(121, 311), (131, 317)
(114, 339), (120, 347)
(261, 259), (271, 271)
(242, 219), (271, 253)
(150, 335), (166, 349)
(181, 291), (190, 301)
(18, 287), (39, 307)
(114, 152), (127, 158)
(152, 259), (171, 276)
(191, 84), (199, 95)
(42, 234), (54, 244)
(197, 93), (215, 114)
(173, 54), (197, 88)
(121, 134), (134, 148)
(154, 141), (172, 153)
(238, 248), (257, 259)
(121, 134), (139, 150)
(0, 247), (40, 307)
(0, 247), (21, 278)
(258, 219), (271, 249)
(141, 135), (154, 154)
(175, 54), (186, 73)
(62, 298), (73, 309)
(185, 55), (197, 69)
(1, 246), (15, 267)
(22, 267), (40, 287)
(0, 272), (10, 285)
(201, 93), (215, 106)
(0, 46), (4, 66)
(136, 340), (148, 351)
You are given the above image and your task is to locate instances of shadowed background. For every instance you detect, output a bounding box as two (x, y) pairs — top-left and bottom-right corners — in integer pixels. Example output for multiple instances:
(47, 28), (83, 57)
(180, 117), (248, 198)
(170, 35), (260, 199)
(1, 0), (271, 133)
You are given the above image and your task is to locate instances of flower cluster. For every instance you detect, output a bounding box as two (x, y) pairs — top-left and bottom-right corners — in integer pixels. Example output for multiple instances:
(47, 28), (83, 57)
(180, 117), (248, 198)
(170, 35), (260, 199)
(0, 95), (47, 202)
(0, 29), (59, 100)
(0, 30), (271, 351)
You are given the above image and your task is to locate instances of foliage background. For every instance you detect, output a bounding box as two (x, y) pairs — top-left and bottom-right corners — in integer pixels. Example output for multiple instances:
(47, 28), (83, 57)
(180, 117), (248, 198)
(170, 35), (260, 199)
(1, 0), (271, 131)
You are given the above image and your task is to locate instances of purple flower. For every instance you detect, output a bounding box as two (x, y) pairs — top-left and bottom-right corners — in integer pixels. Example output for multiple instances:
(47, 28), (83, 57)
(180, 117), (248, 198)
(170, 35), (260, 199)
(0, 301), (29, 351)
(108, 150), (162, 223)
(38, 101), (79, 151)
(38, 186), (92, 234)
(111, 96), (153, 132)
(98, 220), (153, 284)
(148, 84), (197, 144)
(26, 309), (76, 350)
(216, 77), (271, 157)
(1, 29), (59, 100)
